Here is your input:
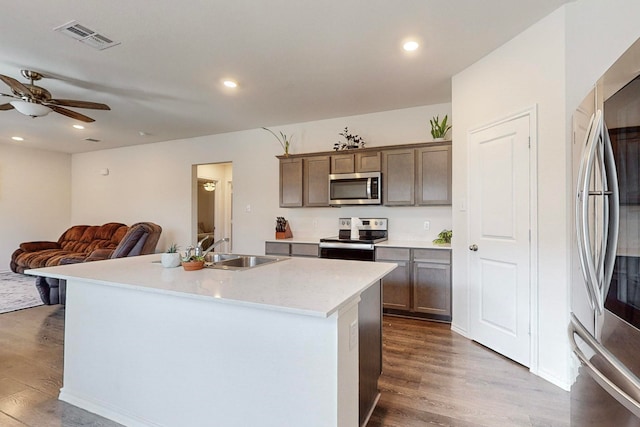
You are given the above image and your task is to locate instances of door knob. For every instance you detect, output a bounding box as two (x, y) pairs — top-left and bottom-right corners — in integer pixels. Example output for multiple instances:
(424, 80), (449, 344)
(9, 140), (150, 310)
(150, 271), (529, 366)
(469, 244), (478, 251)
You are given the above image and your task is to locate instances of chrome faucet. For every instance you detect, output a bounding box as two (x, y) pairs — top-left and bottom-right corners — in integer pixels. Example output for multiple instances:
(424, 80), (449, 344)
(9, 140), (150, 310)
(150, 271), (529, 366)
(202, 237), (230, 257)
(194, 235), (212, 257)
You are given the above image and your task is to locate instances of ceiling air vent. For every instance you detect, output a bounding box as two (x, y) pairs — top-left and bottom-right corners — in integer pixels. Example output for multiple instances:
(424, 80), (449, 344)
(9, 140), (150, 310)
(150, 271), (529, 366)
(54, 21), (120, 51)
(84, 138), (101, 143)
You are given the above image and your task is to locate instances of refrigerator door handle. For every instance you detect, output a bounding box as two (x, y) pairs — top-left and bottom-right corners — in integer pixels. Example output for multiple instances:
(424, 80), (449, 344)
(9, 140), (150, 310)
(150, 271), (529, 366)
(576, 112), (601, 311)
(602, 120), (619, 302)
(569, 313), (640, 419)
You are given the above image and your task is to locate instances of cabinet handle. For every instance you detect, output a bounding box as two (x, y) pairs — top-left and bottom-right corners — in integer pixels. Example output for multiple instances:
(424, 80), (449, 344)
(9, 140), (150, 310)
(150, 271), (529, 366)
(469, 244), (478, 252)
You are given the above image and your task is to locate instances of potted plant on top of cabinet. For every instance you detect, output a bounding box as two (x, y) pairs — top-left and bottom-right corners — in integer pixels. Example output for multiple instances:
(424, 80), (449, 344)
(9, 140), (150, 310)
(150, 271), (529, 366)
(263, 127), (292, 156)
(429, 115), (451, 141)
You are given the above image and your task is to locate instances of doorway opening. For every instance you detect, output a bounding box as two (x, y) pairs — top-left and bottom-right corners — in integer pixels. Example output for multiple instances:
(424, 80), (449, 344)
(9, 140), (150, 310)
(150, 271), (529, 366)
(193, 162), (233, 252)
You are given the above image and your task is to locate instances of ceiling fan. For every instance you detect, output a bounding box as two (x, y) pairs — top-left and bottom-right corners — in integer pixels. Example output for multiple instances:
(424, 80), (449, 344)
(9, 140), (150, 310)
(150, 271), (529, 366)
(0, 70), (110, 123)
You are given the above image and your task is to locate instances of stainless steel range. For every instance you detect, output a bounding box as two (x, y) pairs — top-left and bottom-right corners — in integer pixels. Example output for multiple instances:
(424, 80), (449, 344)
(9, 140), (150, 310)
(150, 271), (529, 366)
(319, 218), (388, 261)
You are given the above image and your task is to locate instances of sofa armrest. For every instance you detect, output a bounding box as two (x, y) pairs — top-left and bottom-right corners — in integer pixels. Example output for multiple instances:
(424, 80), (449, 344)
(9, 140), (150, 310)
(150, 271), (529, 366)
(20, 241), (60, 252)
(85, 248), (115, 262)
(59, 257), (85, 265)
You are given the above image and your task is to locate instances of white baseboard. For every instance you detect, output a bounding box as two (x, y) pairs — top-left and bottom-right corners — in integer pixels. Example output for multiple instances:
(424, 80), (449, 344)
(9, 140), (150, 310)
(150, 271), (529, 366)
(450, 323), (469, 338)
(59, 387), (163, 427)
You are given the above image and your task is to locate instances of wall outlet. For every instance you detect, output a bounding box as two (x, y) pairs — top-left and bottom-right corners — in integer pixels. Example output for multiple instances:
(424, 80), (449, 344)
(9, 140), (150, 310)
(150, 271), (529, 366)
(423, 221), (430, 231)
(312, 219), (318, 229)
(245, 204), (251, 213)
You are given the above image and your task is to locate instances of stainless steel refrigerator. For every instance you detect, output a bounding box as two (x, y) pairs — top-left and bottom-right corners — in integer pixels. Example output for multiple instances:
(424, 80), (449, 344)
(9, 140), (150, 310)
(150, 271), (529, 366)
(570, 39), (640, 425)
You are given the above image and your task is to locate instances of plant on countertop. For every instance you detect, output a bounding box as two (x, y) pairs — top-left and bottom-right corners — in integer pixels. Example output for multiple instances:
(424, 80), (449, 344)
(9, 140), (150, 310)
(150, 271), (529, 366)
(334, 127), (365, 150)
(429, 115), (451, 140)
(182, 254), (205, 263)
(161, 243), (182, 268)
(433, 229), (452, 245)
(262, 127), (292, 156)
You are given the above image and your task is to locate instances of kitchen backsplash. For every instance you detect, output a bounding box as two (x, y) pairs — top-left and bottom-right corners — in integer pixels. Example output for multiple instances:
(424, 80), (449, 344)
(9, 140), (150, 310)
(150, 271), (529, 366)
(279, 205), (452, 241)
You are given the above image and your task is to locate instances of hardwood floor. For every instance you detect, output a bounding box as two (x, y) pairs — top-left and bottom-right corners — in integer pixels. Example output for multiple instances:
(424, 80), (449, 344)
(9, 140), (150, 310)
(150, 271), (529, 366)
(0, 305), (119, 426)
(368, 316), (570, 427)
(0, 306), (568, 426)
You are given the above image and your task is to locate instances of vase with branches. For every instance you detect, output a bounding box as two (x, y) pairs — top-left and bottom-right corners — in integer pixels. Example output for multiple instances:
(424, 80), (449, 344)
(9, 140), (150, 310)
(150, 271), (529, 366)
(333, 127), (365, 151)
(262, 127), (292, 156)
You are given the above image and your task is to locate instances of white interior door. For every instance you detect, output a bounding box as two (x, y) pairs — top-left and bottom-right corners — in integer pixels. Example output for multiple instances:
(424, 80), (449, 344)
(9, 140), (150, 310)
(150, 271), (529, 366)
(468, 113), (531, 367)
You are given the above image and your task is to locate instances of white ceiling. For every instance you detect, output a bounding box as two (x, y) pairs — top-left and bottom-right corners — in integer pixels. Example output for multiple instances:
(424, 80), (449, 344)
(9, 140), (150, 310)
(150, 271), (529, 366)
(0, 0), (572, 154)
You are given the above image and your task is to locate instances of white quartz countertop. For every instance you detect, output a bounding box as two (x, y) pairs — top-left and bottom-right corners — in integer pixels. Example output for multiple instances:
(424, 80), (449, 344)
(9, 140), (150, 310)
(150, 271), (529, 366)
(265, 237), (324, 244)
(377, 240), (451, 250)
(26, 254), (396, 318)
(266, 238), (451, 250)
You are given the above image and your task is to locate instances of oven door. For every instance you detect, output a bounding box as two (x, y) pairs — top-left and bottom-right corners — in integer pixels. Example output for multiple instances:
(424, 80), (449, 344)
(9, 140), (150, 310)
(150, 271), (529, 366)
(319, 242), (376, 261)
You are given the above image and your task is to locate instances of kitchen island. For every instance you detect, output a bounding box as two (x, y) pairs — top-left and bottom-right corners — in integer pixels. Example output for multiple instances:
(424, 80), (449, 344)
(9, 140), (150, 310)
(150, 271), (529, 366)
(26, 254), (395, 427)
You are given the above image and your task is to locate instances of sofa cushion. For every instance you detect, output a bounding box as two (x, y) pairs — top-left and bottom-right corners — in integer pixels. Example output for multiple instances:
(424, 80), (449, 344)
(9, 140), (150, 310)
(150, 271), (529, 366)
(111, 226), (147, 258)
(20, 241), (60, 252)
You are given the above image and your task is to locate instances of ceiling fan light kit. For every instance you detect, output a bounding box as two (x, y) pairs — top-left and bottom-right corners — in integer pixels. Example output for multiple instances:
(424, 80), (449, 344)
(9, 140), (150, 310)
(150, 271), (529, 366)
(0, 69), (111, 123)
(10, 100), (52, 117)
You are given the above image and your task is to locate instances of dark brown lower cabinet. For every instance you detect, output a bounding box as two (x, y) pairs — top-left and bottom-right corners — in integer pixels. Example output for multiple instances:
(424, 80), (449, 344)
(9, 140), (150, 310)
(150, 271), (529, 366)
(377, 247), (451, 321)
(265, 242), (319, 257)
(376, 248), (411, 310)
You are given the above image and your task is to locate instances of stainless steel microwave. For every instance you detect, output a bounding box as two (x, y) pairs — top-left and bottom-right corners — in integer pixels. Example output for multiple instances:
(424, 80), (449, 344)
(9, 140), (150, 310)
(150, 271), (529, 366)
(328, 172), (381, 205)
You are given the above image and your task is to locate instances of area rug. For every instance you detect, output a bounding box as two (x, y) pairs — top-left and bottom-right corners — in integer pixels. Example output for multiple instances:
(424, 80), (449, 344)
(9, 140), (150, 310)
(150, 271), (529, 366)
(0, 271), (43, 314)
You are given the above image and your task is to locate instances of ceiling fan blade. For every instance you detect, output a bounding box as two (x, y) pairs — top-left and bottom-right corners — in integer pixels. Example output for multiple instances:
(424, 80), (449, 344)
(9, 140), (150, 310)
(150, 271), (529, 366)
(48, 99), (111, 110)
(49, 105), (95, 123)
(0, 103), (14, 111)
(0, 74), (33, 96)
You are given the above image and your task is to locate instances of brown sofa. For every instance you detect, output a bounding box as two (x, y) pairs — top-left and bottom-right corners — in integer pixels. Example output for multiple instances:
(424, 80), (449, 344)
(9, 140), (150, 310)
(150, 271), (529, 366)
(10, 222), (162, 305)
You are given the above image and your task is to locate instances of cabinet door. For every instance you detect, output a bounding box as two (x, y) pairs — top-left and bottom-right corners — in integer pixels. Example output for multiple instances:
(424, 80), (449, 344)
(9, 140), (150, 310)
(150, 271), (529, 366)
(280, 158), (303, 207)
(377, 247), (411, 310)
(382, 149), (415, 206)
(265, 242), (290, 256)
(413, 261), (451, 318)
(303, 156), (330, 206)
(290, 243), (319, 257)
(356, 151), (381, 172)
(416, 145), (452, 205)
(331, 154), (355, 174)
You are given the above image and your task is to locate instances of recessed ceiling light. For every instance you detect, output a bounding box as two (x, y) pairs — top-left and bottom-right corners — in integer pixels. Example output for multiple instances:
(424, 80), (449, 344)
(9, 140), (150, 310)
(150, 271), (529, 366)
(403, 41), (419, 52)
(73, 124), (85, 130)
(223, 80), (238, 88)
(11, 136), (24, 141)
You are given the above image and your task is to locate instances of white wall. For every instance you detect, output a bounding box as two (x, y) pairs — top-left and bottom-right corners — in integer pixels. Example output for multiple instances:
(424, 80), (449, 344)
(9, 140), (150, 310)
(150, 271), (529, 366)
(452, 0), (640, 390)
(71, 104), (452, 256)
(0, 143), (71, 271)
(452, 7), (567, 388)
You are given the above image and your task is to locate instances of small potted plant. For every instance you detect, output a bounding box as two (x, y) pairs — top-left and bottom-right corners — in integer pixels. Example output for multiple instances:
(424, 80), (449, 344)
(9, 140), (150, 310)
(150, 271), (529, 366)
(181, 253), (205, 271)
(262, 127), (292, 156)
(333, 127), (365, 151)
(430, 115), (451, 141)
(161, 243), (181, 268)
(433, 229), (452, 246)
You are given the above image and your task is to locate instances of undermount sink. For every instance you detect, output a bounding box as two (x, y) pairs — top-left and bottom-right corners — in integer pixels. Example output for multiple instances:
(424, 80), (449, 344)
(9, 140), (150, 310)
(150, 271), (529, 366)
(205, 253), (240, 263)
(205, 254), (287, 271)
